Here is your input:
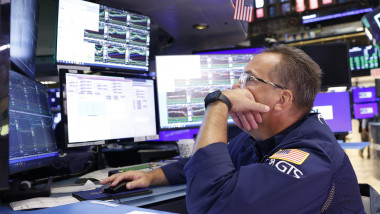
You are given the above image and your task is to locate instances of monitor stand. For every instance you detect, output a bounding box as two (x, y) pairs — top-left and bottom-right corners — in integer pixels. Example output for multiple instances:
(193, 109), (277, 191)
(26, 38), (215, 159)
(1, 177), (52, 203)
(93, 145), (105, 170)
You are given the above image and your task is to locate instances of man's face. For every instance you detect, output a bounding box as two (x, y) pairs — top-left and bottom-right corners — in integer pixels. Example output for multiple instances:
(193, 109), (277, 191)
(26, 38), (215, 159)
(236, 53), (282, 107)
(232, 53), (284, 134)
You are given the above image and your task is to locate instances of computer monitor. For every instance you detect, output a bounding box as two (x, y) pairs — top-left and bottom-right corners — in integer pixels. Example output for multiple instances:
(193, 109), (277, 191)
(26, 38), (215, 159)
(352, 87), (377, 103)
(10, 0), (38, 79)
(349, 45), (379, 77)
(61, 72), (157, 147)
(0, 0), (10, 191)
(353, 102), (379, 119)
(312, 91), (352, 133)
(156, 52), (262, 130)
(362, 6), (380, 44)
(56, 0), (151, 72)
(8, 70), (59, 175)
(298, 42), (351, 90)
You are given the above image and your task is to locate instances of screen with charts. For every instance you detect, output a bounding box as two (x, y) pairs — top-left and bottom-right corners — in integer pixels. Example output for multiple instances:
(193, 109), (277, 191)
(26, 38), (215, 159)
(352, 87), (377, 103)
(64, 73), (157, 146)
(8, 71), (58, 174)
(56, 0), (150, 72)
(312, 91), (352, 133)
(353, 102), (379, 119)
(156, 52), (261, 130)
(10, 0), (38, 79)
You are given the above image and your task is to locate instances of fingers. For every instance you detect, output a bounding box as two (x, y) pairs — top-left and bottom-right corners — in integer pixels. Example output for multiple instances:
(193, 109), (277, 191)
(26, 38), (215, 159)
(245, 112), (258, 130)
(230, 112), (244, 130)
(236, 112), (251, 130)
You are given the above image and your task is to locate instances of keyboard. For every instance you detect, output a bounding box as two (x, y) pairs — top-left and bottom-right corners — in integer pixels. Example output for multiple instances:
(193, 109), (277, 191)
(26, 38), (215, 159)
(108, 162), (169, 176)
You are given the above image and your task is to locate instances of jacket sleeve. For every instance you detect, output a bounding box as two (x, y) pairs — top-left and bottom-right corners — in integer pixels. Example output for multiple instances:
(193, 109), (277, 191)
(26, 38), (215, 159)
(184, 143), (333, 214)
(160, 158), (189, 185)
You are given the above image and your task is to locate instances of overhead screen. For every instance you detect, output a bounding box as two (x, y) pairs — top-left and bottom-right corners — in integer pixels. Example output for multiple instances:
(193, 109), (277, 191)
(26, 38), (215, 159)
(298, 42), (351, 89)
(362, 6), (380, 44)
(10, 0), (38, 79)
(312, 91), (352, 133)
(56, 0), (150, 72)
(156, 51), (264, 130)
(8, 71), (58, 174)
(349, 45), (380, 77)
(64, 73), (157, 147)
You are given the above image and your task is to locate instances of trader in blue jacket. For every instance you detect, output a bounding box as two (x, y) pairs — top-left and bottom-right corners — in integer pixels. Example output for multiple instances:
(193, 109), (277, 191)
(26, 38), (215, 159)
(101, 45), (364, 213)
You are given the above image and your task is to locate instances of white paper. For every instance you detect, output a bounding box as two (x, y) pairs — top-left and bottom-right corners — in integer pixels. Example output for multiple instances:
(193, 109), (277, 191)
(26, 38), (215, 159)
(51, 180), (101, 194)
(10, 196), (79, 211)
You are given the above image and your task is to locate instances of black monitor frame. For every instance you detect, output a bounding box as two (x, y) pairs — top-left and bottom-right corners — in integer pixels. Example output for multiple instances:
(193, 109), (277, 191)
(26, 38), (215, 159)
(59, 69), (159, 148)
(298, 42), (352, 91)
(0, 1), (10, 191)
(55, 0), (151, 74)
(8, 70), (59, 175)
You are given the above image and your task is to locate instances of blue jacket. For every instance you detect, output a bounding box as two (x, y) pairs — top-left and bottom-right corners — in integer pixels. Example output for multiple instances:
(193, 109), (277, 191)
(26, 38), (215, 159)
(162, 113), (364, 213)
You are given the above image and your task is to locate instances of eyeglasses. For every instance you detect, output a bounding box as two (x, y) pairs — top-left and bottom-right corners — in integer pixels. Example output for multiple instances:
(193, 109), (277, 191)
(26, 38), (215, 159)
(239, 72), (287, 90)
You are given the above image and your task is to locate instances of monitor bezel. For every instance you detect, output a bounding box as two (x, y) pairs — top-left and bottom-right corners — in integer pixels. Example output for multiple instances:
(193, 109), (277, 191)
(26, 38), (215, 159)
(8, 70), (59, 175)
(59, 69), (158, 148)
(55, 0), (151, 74)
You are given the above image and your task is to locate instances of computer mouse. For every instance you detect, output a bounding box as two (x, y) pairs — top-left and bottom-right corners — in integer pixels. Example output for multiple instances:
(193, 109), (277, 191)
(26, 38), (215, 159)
(103, 180), (132, 194)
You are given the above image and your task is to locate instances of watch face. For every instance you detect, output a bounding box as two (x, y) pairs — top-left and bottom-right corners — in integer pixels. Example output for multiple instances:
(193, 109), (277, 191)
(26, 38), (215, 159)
(207, 90), (221, 100)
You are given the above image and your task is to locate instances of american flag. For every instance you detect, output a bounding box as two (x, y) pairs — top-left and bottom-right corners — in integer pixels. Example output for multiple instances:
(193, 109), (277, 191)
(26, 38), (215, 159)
(233, 0), (254, 22)
(269, 149), (309, 165)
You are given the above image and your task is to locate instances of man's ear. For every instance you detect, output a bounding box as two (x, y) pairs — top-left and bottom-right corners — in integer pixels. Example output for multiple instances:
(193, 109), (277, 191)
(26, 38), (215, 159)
(273, 90), (293, 111)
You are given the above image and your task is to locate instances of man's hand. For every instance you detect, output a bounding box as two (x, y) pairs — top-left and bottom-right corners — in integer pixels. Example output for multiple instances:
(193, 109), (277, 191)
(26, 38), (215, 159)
(223, 88), (269, 131)
(100, 168), (169, 190)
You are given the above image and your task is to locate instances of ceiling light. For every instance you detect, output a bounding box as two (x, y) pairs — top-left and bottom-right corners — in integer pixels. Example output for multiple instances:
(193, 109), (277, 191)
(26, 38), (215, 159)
(193, 23), (209, 30)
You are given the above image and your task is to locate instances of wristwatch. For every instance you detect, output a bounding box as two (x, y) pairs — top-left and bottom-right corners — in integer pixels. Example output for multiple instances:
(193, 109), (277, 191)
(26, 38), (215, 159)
(204, 90), (232, 111)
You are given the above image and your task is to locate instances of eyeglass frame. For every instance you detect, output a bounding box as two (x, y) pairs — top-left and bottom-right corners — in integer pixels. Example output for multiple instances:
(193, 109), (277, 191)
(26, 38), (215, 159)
(239, 72), (287, 90)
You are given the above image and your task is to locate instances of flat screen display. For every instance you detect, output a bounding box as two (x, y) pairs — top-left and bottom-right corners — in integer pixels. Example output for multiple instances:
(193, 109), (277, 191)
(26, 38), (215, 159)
(362, 6), (380, 43)
(10, 0), (38, 79)
(156, 52), (262, 130)
(298, 43), (351, 89)
(349, 45), (379, 71)
(312, 91), (352, 133)
(56, 0), (150, 72)
(9, 71), (58, 174)
(354, 102), (379, 119)
(65, 73), (157, 146)
(352, 87), (377, 103)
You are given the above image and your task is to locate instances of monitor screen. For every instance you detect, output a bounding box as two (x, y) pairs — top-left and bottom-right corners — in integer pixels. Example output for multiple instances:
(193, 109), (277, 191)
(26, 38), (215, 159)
(352, 87), (377, 103)
(156, 52), (261, 130)
(0, 1), (10, 191)
(10, 0), (38, 79)
(8, 70), (59, 175)
(349, 45), (379, 76)
(312, 91), (352, 133)
(64, 73), (157, 147)
(362, 6), (380, 43)
(353, 102), (379, 119)
(56, 0), (150, 72)
(298, 42), (351, 89)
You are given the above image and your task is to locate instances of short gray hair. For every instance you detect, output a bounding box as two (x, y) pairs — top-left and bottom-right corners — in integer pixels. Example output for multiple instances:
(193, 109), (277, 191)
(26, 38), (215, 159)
(264, 45), (322, 113)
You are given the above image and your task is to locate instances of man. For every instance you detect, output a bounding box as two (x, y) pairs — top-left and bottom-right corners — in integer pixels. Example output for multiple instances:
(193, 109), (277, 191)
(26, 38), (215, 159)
(101, 45), (364, 213)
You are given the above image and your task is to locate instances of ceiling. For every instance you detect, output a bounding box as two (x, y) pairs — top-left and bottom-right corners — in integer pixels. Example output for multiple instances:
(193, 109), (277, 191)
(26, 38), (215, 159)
(99, 0), (248, 54)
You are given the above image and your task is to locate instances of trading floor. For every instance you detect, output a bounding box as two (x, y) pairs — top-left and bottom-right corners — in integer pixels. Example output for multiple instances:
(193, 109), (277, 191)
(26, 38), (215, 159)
(346, 119), (380, 192)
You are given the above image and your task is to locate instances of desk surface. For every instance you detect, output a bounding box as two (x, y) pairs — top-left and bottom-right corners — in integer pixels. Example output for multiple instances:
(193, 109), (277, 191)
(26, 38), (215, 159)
(0, 165), (187, 213)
